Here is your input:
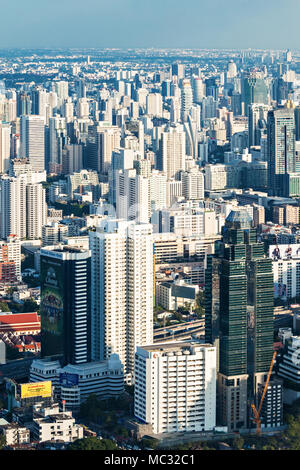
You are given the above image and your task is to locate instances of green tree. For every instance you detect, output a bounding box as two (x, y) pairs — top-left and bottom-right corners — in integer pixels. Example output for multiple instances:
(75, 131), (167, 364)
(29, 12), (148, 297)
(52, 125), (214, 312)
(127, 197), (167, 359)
(0, 434), (6, 450)
(117, 427), (129, 438)
(233, 437), (244, 450)
(194, 290), (205, 317)
(285, 415), (300, 449)
(173, 311), (183, 322)
(5, 344), (20, 360)
(22, 299), (40, 313)
(68, 437), (118, 450)
(141, 437), (159, 449)
(79, 394), (103, 421)
(0, 302), (10, 312)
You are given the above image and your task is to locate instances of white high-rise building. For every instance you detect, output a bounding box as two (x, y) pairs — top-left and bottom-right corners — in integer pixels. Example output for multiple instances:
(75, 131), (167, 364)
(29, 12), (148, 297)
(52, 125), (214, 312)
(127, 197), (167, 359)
(20, 115), (45, 172)
(0, 175), (27, 239)
(181, 79), (193, 122)
(48, 91), (58, 117)
(42, 222), (68, 246)
(204, 164), (228, 191)
(227, 60), (237, 79)
(26, 183), (47, 240)
(192, 77), (205, 103)
(181, 168), (204, 200)
(159, 125), (186, 180)
(109, 148), (136, 206)
(116, 168), (150, 223)
(0, 123), (11, 174)
(54, 81), (69, 106)
(0, 174), (46, 240)
(146, 93), (163, 117)
(160, 207), (215, 236)
(138, 120), (144, 158)
(62, 98), (74, 122)
(134, 341), (216, 434)
(149, 171), (167, 211)
(76, 98), (89, 119)
(9, 159), (46, 184)
(202, 96), (218, 120)
(88, 124), (121, 175)
(166, 179), (183, 207)
(89, 219), (153, 381)
(137, 88), (148, 109)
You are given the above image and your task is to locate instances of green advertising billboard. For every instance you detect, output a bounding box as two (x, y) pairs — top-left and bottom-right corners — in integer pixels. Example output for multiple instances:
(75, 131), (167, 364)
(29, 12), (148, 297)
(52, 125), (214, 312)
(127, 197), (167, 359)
(40, 256), (64, 358)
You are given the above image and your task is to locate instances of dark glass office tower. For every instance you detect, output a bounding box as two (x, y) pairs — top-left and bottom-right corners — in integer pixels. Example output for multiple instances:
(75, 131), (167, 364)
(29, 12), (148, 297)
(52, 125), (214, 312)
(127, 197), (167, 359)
(241, 72), (269, 116)
(16, 92), (31, 117)
(267, 107), (296, 197)
(248, 103), (269, 148)
(295, 106), (300, 142)
(205, 210), (274, 432)
(40, 246), (91, 366)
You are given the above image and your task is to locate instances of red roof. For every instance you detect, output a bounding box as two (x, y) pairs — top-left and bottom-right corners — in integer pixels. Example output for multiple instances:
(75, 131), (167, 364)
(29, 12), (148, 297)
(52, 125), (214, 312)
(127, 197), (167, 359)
(0, 312), (40, 333)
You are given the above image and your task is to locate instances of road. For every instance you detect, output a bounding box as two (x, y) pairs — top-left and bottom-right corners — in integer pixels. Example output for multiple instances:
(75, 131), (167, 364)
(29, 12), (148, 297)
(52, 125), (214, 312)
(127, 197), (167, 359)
(154, 320), (204, 342)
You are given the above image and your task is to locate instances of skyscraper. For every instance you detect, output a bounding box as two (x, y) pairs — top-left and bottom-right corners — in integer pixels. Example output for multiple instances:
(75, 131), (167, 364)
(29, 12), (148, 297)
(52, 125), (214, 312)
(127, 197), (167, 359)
(241, 72), (269, 116)
(26, 183), (47, 240)
(294, 106), (300, 141)
(0, 122), (11, 173)
(205, 210), (274, 432)
(192, 77), (205, 104)
(181, 79), (193, 122)
(171, 63), (185, 80)
(181, 167), (204, 200)
(146, 93), (163, 117)
(227, 61), (237, 79)
(20, 115), (45, 172)
(157, 124), (186, 180)
(248, 103), (270, 148)
(116, 168), (150, 224)
(40, 246), (91, 366)
(31, 87), (48, 120)
(267, 107), (296, 196)
(89, 219), (153, 382)
(48, 115), (67, 173)
(0, 175), (27, 239)
(86, 123), (121, 174)
(134, 342), (216, 434)
(17, 92), (31, 117)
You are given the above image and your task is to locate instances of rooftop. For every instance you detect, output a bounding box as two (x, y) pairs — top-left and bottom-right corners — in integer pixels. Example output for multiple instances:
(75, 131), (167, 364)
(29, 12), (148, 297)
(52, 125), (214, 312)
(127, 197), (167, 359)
(225, 209), (252, 229)
(139, 340), (214, 353)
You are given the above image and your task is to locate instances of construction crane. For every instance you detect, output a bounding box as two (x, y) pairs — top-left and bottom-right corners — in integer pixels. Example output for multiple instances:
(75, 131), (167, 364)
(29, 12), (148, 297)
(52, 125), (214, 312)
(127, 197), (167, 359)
(250, 350), (277, 435)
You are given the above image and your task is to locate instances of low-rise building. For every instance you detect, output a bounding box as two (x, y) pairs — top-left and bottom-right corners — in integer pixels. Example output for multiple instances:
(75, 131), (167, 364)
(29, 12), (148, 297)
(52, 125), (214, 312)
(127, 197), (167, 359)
(257, 378), (283, 429)
(0, 423), (30, 446)
(156, 280), (199, 311)
(278, 335), (300, 404)
(30, 354), (124, 411)
(32, 412), (83, 443)
(0, 312), (40, 336)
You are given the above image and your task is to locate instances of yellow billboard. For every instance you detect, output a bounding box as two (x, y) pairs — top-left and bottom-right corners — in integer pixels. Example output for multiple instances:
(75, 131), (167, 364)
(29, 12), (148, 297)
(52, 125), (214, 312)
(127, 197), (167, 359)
(20, 381), (52, 399)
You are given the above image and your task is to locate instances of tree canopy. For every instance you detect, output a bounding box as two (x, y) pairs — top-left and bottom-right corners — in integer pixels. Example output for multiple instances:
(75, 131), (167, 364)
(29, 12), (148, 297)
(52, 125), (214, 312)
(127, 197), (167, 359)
(68, 437), (118, 450)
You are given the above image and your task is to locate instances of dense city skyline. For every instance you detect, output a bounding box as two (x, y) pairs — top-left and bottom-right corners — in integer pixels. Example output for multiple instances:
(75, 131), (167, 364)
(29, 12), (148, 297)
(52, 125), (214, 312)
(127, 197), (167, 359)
(1, 3), (300, 451)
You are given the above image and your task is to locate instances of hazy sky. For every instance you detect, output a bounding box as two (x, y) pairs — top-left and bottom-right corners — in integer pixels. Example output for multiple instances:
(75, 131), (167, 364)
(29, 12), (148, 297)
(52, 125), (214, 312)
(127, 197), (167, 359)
(1, 0), (300, 50)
